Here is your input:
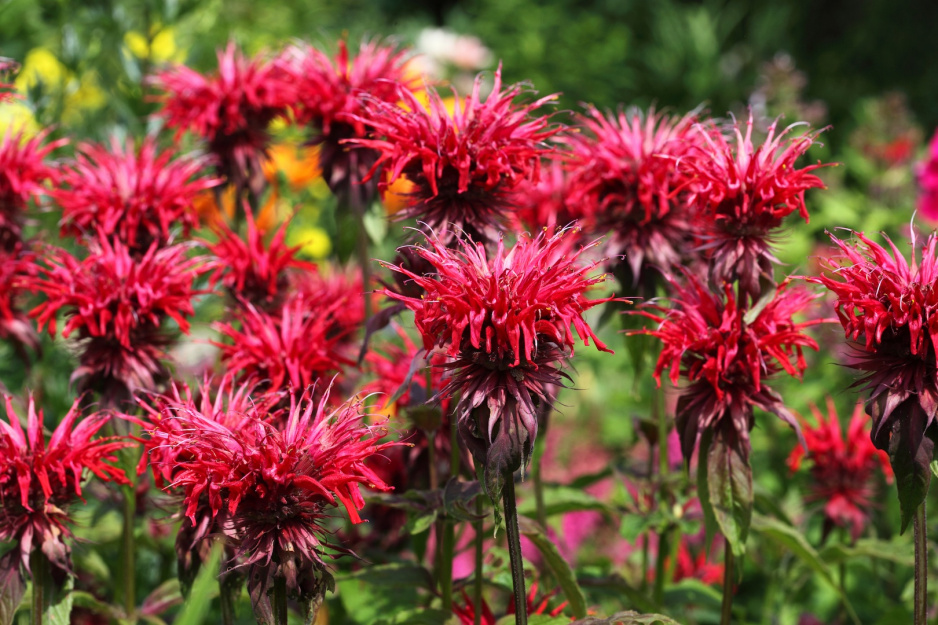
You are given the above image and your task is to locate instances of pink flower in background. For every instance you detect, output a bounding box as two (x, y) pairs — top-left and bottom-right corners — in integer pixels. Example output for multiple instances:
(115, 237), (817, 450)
(0, 58), (19, 103)
(55, 137), (219, 250)
(0, 395), (130, 571)
(916, 129), (938, 221)
(354, 66), (561, 243)
(0, 244), (39, 357)
(0, 129), (64, 249)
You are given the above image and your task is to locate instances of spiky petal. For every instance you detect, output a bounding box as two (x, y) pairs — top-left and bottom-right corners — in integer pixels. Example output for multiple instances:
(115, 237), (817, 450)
(353, 66), (561, 243)
(0, 129), (64, 250)
(0, 395), (130, 572)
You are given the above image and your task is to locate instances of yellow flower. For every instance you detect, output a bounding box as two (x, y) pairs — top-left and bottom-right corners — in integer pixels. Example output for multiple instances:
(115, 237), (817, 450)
(124, 27), (185, 64)
(15, 48), (67, 91)
(287, 225), (332, 260)
(0, 102), (40, 138)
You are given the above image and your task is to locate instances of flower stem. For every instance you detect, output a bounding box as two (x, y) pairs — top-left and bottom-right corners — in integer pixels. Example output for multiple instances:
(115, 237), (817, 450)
(653, 526), (670, 605)
(914, 501), (928, 625)
(273, 575), (288, 625)
(474, 495), (484, 625)
(532, 435), (547, 531)
(220, 574), (236, 625)
(30, 549), (50, 625)
(503, 477), (528, 625)
(121, 483), (136, 618)
(440, 418), (461, 612)
(720, 541), (735, 625)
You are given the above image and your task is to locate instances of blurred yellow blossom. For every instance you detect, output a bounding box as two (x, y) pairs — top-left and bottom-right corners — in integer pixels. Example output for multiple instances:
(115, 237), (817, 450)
(124, 27), (185, 64)
(15, 48), (67, 91)
(287, 225), (332, 259)
(0, 102), (40, 137)
(263, 143), (321, 190)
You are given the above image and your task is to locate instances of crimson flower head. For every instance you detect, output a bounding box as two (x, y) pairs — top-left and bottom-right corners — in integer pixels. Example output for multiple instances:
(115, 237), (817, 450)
(214, 296), (355, 394)
(54, 137), (219, 251)
(206, 210), (315, 310)
(281, 39), (416, 208)
(151, 42), (293, 196)
(806, 230), (938, 529)
(453, 583), (567, 625)
(144, 382), (398, 620)
(680, 114), (830, 299)
(640, 274), (822, 463)
(354, 66), (561, 244)
(0, 395), (130, 573)
(788, 399), (892, 541)
(381, 227), (613, 497)
(916, 129), (938, 221)
(509, 160), (574, 236)
(0, 245), (40, 357)
(0, 129), (64, 250)
(563, 106), (701, 291)
(24, 237), (204, 403)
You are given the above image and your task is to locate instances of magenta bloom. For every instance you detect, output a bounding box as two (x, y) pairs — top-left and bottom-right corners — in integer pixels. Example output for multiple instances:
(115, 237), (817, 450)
(206, 211), (315, 310)
(788, 399), (892, 541)
(0, 395), (130, 572)
(640, 275), (822, 462)
(564, 107), (701, 289)
(214, 297), (355, 394)
(916, 129), (938, 221)
(807, 231), (938, 527)
(354, 66), (561, 243)
(54, 137), (219, 251)
(0, 245), (39, 357)
(381, 227), (613, 495)
(151, 42), (293, 197)
(281, 39), (416, 208)
(24, 237), (204, 402)
(509, 160), (574, 236)
(680, 115), (829, 299)
(0, 129), (64, 249)
(143, 382), (397, 618)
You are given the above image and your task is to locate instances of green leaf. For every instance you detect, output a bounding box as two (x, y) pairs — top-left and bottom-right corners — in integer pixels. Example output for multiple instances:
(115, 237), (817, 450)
(174, 542), (223, 625)
(705, 430), (752, 556)
(517, 484), (609, 519)
(576, 574), (659, 613)
(750, 513), (860, 625)
(662, 578), (722, 610)
(819, 539), (915, 567)
(887, 413), (934, 534)
(336, 563), (434, 625)
(0, 550), (25, 625)
(373, 607), (456, 625)
(70, 591), (121, 621)
(43, 571), (74, 625)
(518, 517), (587, 619)
(571, 611), (679, 624)
(696, 428), (718, 553)
(619, 515), (653, 543)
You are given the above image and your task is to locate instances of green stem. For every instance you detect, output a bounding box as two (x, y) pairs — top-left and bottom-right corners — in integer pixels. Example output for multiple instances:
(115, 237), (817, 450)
(440, 417), (460, 612)
(474, 495), (484, 625)
(503, 477), (528, 625)
(220, 575), (236, 625)
(720, 541), (735, 625)
(355, 212), (373, 322)
(653, 526), (669, 606)
(122, 483), (137, 618)
(30, 549), (50, 625)
(914, 501), (928, 625)
(273, 575), (289, 625)
(532, 435), (547, 531)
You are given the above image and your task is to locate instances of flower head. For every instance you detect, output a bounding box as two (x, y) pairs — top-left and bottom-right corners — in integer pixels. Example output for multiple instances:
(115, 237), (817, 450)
(206, 210), (316, 310)
(680, 114), (829, 298)
(144, 382), (397, 617)
(564, 107), (701, 288)
(354, 66), (561, 243)
(0, 245), (40, 356)
(0, 395), (130, 572)
(639, 275), (822, 461)
(54, 137), (219, 251)
(509, 160), (574, 236)
(916, 129), (938, 221)
(24, 237), (204, 400)
(151, 42), (293, 195)
(788, 398), (892, 540)
(381, 227), (613, 496)
(0, 129), (64, 249)
(280, 39), (416, 207)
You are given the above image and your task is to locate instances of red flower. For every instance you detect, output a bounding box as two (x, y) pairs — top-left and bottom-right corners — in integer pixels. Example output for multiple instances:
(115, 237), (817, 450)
(24, 237), (204, 400)
(680, 114), (830, 299)
(0, 245), (40, 357)
(54, 137), (219, 251)
(150, 42), (293, 196)
(143, 383), (397, 618)
(214, 297), (355, 393)
(289, 265), (366, 343)
(206, 210), (315, 309)
(453, 583), (567, 625)
(0, 395), (130, 572)
(354, 66), (561, 243)
(563, 107), (701, 289)
(381, 227), (613, 495)
(788, 399), (892, 540)
(281, 39), (416, 207)
(916, 129), (938, 221)
(0, 129), (64, 249)
(639, 275), (823, 461)
(364, 324), (449, 415)
(509, 160), (574, 236)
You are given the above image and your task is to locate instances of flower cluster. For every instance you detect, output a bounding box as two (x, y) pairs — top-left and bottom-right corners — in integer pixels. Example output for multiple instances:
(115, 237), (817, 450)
(143, 382), (397, 618)
(0, 395), (129, 571)
(680, 115), (829, 298)
(917, 130), (938, 220)
(381, 227), (613, 496)
(0, 246), (39, 356)
(788, 399), (892, 540)
(0, 129), (63, 249)
(54, 137), (219, 251)
(355, 66), (561, 243)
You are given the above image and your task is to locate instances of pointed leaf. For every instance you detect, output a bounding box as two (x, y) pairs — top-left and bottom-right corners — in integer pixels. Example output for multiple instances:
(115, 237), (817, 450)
(706, 430), (752, 556)
(519, 517), (587, 618)
(696, 428), (718, 553)
(819, 539), (915, 567)
(571, 611), (680, 624)
(0, 550), (25, 625)
(43, 572), (74, 625)
(175, 542), (223, 625)
(887, 408), (934, 534)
